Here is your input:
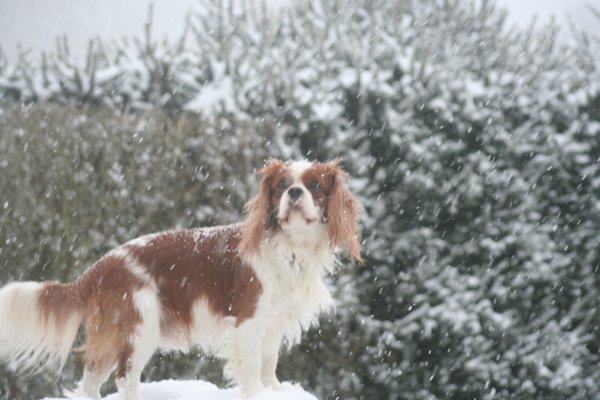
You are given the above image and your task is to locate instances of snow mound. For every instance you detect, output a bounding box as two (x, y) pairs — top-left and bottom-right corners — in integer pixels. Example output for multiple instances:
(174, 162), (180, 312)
(43, 380), (318, 400)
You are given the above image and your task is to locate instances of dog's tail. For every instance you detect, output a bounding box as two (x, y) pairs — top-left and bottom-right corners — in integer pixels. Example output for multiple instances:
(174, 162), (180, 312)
(0, 280), (84, 373)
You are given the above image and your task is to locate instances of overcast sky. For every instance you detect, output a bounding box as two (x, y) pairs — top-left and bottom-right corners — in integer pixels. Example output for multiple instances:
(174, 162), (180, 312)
(0, 0), (598, 60)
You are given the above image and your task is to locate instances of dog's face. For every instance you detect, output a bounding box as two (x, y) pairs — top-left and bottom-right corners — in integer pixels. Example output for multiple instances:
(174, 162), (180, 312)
(267, 160), (331, 227)
(240, 160), (362, 261)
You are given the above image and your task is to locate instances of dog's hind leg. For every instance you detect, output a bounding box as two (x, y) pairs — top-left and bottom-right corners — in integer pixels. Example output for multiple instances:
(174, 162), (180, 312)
(64, 355), (114, 400)
(115, 288), (161, 400)
(76, 364), (114, 400)
(114, 344), (155, 400)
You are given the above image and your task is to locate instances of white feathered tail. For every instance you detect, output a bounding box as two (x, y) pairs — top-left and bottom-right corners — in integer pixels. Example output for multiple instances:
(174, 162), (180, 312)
(0, 281), (83, 373)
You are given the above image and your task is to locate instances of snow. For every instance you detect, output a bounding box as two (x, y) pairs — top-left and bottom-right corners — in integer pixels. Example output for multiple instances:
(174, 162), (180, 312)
(43, 380), (318, 400)
(185, 76), (237, 116)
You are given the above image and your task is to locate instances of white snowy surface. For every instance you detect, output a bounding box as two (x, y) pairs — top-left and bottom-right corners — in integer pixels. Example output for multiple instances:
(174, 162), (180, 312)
(43, 380), (318, 400)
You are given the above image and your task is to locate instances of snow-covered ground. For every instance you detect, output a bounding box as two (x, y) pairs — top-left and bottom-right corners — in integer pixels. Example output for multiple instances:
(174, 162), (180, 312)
(43, 380), (318, 400)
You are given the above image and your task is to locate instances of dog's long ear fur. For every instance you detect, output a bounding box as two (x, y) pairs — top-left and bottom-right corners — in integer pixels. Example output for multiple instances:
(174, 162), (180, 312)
(240, 160), (284, 257)
(325, 161), (362, 262)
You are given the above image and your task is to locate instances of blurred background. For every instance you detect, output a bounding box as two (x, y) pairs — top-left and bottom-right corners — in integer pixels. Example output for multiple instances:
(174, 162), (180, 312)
(1, 0), (599, 60)
(1, 0), (600, 399)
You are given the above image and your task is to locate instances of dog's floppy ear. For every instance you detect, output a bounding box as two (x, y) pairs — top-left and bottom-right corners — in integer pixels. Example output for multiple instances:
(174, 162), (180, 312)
(325, 161), (362, 262)
(240, 160), (284, 257)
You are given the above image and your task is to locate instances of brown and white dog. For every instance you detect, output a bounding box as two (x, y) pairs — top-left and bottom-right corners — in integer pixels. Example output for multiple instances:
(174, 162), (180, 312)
(0, 160), (361, 399)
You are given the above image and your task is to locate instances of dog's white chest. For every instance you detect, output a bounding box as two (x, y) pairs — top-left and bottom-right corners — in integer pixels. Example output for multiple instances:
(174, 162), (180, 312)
(251, 239), (335, 334)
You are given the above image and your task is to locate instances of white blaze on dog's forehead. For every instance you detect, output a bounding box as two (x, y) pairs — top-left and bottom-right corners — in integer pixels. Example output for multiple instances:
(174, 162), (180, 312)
(289, 160), (312, 184)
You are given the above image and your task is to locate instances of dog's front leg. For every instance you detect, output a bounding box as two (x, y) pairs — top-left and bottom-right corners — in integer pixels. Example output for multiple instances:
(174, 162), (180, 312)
(261, 330), (283, 390)
(224, 320), (266, 398)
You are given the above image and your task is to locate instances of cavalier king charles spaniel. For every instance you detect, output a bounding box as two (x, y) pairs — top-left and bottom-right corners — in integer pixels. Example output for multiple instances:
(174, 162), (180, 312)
(0, 159), (361, 399)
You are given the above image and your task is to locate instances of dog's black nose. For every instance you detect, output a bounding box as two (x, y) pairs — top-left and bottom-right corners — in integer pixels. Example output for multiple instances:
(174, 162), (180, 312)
(288, 187), (304, 201)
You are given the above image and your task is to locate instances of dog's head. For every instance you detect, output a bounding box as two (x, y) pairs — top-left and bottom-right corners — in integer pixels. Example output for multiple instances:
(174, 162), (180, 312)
(240, 159), (362, 261)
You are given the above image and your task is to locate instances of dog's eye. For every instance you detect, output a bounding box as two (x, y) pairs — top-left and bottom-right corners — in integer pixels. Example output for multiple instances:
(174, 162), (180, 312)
(277, 180), (288, 190)
(309, 180), (321, 191)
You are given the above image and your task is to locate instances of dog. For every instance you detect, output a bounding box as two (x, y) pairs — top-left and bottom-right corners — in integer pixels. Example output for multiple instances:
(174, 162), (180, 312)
(0, 159), (361, 399)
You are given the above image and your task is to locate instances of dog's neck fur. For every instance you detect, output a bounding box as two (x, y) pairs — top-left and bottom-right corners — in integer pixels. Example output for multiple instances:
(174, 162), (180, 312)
(245, 224), (335, 346)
